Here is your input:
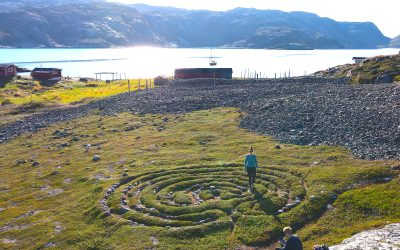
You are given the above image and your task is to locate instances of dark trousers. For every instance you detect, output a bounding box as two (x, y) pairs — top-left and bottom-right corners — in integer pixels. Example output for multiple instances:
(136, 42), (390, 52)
(246, 168), (257, 188)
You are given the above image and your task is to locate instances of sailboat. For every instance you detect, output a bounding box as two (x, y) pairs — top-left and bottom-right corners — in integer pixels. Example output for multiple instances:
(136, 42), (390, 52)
(209, 47), (217, 66)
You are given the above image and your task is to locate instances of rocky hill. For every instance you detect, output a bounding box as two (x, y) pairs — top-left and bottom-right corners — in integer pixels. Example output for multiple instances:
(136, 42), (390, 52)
(390, 35), (400, 48)
(313, 53), (400, 84)
(0, 1), (390, 48)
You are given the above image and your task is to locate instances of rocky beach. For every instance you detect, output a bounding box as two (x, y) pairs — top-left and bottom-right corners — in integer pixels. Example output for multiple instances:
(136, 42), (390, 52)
(1, 77), (399, 160)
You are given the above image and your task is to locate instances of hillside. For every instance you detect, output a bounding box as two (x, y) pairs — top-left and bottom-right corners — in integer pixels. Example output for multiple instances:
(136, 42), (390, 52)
(313, 53), (400, 84)
(390, 35), (400, 48)
(0, 1), (390, 49)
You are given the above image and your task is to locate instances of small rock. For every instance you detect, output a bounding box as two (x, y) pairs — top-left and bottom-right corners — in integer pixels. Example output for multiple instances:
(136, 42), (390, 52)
(16, 159), (27, 165)
(120, 207), (130, 214)
(54, 224), (63, 234)
(93, 155), (101, 162)
(274, 144), (281, 149)
(58, 143), (70, 148)
(71, 136), (80, 142)
(32, 161), (40, 167)
(383, 177), (393, 182)
(390, 165), (400, 171)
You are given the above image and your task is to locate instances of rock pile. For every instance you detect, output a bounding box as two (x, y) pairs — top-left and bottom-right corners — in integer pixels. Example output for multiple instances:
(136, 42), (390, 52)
(0, 78), (399, 160)
(330, 223), (400, 250)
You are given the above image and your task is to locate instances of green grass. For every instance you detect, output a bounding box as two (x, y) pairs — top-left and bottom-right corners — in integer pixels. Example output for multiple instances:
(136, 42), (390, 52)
(298, 178), (400, 249)
(0, 108), (398, 249)
(0, 78), (152, 105)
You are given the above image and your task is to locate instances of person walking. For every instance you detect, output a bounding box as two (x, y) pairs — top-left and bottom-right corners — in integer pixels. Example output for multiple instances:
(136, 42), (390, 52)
(244, 146), (258, 192)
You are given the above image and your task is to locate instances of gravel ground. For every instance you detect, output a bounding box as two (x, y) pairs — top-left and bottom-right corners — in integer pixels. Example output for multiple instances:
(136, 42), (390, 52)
(1, 78), (399, 160)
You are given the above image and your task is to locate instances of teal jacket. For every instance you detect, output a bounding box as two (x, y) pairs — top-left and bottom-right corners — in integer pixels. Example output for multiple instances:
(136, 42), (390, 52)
(245, 154), (258, 170)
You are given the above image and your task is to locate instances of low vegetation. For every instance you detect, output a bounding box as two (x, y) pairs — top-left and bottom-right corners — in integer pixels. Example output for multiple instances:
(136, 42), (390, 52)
(0, 77), (153, 126)
(0, 108), (398, 249)
(0, 78), (151, 106)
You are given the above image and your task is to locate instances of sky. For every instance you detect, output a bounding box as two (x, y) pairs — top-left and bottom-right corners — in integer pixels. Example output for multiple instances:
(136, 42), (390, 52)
(110, 0), (399, 38)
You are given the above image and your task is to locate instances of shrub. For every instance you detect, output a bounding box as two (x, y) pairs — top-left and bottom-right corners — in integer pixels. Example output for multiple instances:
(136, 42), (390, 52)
(1, 99), (12, 106)
(12, 101), (45, 114)
(395, 75), (400, 82)
(355, 73), (374, 84)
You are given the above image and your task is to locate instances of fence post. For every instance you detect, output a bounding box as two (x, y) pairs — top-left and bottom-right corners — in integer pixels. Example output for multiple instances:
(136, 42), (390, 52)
(128, 79), (131, 93)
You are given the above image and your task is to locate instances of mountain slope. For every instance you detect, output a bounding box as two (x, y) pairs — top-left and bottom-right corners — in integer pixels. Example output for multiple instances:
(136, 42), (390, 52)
(0, 2), (390, 48)
(390, 35), (400, 48)
(0, 2), (168, 48)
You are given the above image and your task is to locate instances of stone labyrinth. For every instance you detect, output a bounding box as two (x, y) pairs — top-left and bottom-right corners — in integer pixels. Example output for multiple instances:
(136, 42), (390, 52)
(101, 164), (307, 230)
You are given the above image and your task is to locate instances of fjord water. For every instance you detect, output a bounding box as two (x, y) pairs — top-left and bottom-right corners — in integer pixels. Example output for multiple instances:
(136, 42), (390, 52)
(0, 48), (398, 78)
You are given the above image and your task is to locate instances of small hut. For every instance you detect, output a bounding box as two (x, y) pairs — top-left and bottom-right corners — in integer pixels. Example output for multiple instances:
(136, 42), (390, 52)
(352, 57), (367, 64)
(174, 68), (233, 80)
(0, 64), (17, 77)
(31, 68), (62, 80)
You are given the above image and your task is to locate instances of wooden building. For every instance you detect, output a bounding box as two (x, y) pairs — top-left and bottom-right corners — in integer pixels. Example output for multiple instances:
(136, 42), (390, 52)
(31, 68), (62, 80)
(174, 68), (233, 80)
(352, 57), (367, 64)
(0, 64), (17, 77)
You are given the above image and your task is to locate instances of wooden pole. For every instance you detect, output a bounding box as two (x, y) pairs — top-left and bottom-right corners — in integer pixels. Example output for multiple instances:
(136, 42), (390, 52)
(213, 71), (216, 87)
(128, 80), (131, 93)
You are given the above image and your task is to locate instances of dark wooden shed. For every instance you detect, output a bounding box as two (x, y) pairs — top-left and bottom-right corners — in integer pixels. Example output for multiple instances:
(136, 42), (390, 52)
(174, 68), (233, 80)
(31, 68), (62, 80)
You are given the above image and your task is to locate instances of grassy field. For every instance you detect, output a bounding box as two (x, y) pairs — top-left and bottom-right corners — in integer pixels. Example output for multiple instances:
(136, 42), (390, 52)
(0, 107), (398, 249)
(0, 77), (153, 126)
(0, 78), (152, 105)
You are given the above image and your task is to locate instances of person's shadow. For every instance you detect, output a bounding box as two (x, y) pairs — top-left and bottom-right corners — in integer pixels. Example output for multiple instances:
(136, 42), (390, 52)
(253, 188), (281, 215)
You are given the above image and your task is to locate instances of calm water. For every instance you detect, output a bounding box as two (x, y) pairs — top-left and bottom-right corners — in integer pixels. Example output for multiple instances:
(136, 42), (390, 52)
(0, 48), (398, 78)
